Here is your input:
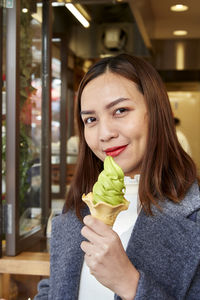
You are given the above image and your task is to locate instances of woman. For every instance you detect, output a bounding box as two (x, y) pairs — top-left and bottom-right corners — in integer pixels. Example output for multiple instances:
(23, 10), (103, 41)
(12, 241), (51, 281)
(35, 54), (200, 300)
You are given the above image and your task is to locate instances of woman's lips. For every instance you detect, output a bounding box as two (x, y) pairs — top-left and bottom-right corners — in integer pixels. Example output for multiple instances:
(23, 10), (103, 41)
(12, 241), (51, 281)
(105, 145), (127, 157)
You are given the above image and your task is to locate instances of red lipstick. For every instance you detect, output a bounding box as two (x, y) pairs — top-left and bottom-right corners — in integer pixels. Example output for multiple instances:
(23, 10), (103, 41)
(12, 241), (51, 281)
(105, 145), (127, 157)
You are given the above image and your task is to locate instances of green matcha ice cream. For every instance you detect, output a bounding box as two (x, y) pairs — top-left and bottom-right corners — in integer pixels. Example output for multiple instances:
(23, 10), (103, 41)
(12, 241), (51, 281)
(82, 156), (129, 226)
(93, 156), (126, 205)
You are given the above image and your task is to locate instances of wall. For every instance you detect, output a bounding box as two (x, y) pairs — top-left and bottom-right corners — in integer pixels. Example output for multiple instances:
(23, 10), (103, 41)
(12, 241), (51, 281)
(168, 90), (200, 174)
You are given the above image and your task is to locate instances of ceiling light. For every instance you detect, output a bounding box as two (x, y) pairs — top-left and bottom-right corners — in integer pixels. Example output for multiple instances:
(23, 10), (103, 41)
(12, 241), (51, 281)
(65, 3), (90, 28)
(75, 4), (91, 22)
(52, 38), (61, 42)
(173, 30), (188, 36)
(170, 4), (189, 12)
(22, 8), (28, 13)
(52, 2), (65, 7)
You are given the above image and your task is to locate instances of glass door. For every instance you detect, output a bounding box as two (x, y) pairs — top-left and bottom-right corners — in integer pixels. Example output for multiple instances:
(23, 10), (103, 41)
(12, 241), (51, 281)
(0, 4), (3, 258)
(5, 0), (52, 256)
(18, 0), (43, 238)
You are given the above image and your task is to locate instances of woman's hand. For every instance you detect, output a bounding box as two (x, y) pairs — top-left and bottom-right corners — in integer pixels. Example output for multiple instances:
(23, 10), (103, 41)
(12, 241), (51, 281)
(80, 215), (139, 300)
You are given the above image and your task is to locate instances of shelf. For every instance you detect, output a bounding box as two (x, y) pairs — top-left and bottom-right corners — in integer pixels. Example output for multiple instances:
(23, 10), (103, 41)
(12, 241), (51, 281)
(0, 251), (50, 299)
(0, 251), (50, 276)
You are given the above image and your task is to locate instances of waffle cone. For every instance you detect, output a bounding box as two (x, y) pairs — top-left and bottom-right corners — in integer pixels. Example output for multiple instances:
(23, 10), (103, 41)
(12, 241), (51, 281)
(82, 192), (129, 226)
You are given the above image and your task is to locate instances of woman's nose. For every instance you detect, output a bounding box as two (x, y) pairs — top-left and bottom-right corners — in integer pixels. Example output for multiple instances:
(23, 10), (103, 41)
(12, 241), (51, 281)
(99, 120), (118, 142)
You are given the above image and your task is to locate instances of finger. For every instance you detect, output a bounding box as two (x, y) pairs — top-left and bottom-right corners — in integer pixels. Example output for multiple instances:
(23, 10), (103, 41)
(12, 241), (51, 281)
(81, 240), (103, 263)
(81, 225), (102, 245)
(80, 240), (94, 255)
(83, 215), (111, 236)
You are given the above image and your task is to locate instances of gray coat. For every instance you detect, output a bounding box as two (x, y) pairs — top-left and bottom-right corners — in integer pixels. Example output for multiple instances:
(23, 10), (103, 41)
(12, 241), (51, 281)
(34, 182), (200, 300)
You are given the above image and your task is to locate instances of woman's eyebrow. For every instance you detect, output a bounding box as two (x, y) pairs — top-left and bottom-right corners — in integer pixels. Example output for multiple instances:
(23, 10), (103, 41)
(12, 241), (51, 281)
(80, 109), (95, 116)
(105, 97), (130, 109)
(80, 97), (130, 116)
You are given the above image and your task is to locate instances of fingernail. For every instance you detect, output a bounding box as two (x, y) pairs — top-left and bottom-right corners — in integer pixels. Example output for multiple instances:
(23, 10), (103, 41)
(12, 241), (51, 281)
(83, 215), (92, 225)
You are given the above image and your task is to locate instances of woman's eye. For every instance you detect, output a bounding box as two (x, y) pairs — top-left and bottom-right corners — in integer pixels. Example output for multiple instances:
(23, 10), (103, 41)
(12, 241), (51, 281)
(115, 108), (128, 115)
(84, 116), (96, 124)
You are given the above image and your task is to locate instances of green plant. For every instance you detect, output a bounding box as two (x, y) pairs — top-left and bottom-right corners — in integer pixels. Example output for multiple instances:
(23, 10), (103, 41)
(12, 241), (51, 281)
(2, 122), (34, 215)
(18, 0), (37, 215)
(19, 125), (35, 215)
(2, 0), (40, 217)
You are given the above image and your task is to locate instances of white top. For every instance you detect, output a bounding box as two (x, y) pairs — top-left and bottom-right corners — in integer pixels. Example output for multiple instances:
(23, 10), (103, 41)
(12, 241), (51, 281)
(176, 129), (192, 156)
(78, 175), (140, 300)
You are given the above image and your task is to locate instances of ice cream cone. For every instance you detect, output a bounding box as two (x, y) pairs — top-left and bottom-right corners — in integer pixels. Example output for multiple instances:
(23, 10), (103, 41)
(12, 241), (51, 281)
(82, 192), (129, 227)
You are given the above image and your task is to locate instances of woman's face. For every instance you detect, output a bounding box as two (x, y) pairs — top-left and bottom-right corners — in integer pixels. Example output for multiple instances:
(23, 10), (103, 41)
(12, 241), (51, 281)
(80, 72), (148, 178)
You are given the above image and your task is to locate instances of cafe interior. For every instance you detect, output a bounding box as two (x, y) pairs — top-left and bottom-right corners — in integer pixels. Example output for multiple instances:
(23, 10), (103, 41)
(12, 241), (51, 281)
(0, 0), (200, 298)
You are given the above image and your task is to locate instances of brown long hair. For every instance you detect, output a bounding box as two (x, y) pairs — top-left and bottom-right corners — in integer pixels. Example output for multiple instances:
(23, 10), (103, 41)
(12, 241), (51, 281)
(64, 54), (197, 219)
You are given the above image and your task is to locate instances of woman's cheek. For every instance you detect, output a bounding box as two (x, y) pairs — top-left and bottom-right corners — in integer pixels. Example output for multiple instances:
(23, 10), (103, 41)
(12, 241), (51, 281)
(84, 129), (95, 149)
